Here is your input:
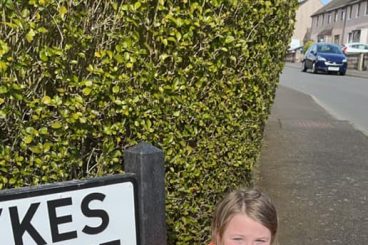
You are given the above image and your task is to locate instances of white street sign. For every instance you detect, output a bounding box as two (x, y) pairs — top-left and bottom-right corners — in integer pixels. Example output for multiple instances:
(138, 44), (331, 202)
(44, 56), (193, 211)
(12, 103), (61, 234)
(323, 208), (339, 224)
(0, 175), (138, 245)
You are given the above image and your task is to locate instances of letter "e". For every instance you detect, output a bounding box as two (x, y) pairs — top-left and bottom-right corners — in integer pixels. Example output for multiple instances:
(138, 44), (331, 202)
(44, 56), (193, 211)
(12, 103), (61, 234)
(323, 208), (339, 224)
(47, 197), (77, 243)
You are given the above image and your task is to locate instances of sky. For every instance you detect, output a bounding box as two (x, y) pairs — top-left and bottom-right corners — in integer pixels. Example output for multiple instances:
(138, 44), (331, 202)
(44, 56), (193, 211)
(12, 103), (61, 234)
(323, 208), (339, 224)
(321, 0), (331, 4)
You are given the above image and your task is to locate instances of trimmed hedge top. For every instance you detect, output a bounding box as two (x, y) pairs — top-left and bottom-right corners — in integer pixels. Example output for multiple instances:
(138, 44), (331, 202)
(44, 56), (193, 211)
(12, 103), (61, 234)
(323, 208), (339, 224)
(0, 0), (296, 244)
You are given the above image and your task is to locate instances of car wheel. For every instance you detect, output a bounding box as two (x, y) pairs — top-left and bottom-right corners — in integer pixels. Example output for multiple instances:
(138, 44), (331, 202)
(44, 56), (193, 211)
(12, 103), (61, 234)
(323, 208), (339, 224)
(340, 71), (346, 76)
(302, 61), (307, 72)
(312, 63), (317, 74)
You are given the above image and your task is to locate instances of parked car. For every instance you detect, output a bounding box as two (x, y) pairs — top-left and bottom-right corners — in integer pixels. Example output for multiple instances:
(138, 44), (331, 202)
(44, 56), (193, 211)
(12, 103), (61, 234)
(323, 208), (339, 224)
(342, 43), (368, 54)
(302, 43), (347, 75)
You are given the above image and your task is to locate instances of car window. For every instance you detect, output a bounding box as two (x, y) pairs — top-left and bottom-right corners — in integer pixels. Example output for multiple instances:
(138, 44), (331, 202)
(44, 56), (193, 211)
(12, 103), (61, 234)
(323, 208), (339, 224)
(311, 45), (317, 53)
(306, 45), (313, 54)
(317, 44), (342, 54)
(350, 44), (368, 50)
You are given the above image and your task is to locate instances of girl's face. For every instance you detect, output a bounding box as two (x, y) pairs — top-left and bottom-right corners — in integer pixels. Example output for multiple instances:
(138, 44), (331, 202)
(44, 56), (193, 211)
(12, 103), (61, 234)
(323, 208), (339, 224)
(220, 213), (272, 245)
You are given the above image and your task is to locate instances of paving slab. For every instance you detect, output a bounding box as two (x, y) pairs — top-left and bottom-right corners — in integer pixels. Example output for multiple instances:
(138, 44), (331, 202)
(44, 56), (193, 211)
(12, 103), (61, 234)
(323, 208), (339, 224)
(258, 85), (368, 245)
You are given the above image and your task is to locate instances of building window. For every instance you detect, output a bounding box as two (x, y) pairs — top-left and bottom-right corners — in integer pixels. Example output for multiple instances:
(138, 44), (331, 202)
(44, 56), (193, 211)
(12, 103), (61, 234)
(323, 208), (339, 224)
(349, 6), (353, 19)
(357, 3), (361, 17)
(316, 16), (319, 26)
(349, 30), (361, 42)
(317, 35), (325, 42)
(322, 14), (325, 25)
(334, 35), (340, 44)
(341, 9), (345, 20)
(335, 10), (338, 22)
(353, 30), (361, 42)
(366, 1), (368, 15)
(328, 13), (331, 23)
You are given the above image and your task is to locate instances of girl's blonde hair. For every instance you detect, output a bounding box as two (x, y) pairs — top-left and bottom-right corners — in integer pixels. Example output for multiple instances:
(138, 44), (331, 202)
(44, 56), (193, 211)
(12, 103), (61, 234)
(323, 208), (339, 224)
(211, 188), (278, 245)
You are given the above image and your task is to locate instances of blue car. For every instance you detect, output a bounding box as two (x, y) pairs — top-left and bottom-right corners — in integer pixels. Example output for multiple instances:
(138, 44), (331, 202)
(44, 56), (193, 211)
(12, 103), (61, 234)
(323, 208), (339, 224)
(302, 43), (347, 75)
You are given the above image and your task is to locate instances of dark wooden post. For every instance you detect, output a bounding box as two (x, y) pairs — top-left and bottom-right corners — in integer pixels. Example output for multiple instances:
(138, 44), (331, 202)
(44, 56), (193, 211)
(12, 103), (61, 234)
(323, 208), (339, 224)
(124, 142), (167, 245)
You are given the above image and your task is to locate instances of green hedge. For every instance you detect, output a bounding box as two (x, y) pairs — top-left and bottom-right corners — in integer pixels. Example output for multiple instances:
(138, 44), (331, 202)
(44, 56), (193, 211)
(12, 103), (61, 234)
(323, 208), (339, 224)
(0, 0), (296, 243)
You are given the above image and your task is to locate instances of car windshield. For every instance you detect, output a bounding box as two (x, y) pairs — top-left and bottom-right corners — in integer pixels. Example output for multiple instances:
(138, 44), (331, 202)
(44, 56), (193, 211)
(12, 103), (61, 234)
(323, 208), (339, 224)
(353, 44), (368, 50)
(317, 44), (342, 54)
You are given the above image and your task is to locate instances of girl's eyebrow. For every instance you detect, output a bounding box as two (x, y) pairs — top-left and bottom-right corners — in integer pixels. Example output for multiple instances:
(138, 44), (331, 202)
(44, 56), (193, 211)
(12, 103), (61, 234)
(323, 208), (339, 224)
(255, 237), (270, 241)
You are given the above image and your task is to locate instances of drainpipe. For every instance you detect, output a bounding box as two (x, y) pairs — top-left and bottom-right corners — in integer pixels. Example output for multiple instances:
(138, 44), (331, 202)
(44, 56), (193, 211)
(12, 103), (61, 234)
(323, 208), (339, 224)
(341, 6), (348, 44)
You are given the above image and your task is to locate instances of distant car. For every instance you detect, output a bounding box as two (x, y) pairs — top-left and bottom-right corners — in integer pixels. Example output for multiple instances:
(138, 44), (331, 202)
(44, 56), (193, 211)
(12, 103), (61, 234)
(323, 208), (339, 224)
(342, 43), (368, 54)
(302, 43), (347, 75)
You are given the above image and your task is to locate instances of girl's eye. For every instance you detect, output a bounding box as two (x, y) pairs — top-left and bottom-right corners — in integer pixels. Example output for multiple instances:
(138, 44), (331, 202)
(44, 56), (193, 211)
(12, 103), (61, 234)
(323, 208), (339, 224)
(255, 240), (267, 244)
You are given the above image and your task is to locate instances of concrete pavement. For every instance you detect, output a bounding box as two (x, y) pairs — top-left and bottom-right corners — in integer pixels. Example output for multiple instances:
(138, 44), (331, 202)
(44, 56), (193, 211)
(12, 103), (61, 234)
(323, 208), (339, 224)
(257, 85), (368, 244)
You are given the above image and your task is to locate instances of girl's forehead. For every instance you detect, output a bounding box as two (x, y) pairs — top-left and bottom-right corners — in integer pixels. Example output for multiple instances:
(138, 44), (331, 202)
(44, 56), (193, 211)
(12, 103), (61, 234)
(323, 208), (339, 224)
(224, 213), (272, 238)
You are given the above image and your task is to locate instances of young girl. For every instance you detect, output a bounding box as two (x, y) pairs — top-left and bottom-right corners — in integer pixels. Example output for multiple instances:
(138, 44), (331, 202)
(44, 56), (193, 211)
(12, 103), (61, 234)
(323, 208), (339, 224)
(209, 188), (278, 245)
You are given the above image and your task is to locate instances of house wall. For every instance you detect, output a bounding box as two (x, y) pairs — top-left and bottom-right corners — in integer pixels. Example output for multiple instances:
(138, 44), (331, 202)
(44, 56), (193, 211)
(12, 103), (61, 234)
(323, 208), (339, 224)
(293, 0), (324, 45)
(311, 8), (347, 43)
(311, 0), (368, 44)
(344, 2), (368, 43)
